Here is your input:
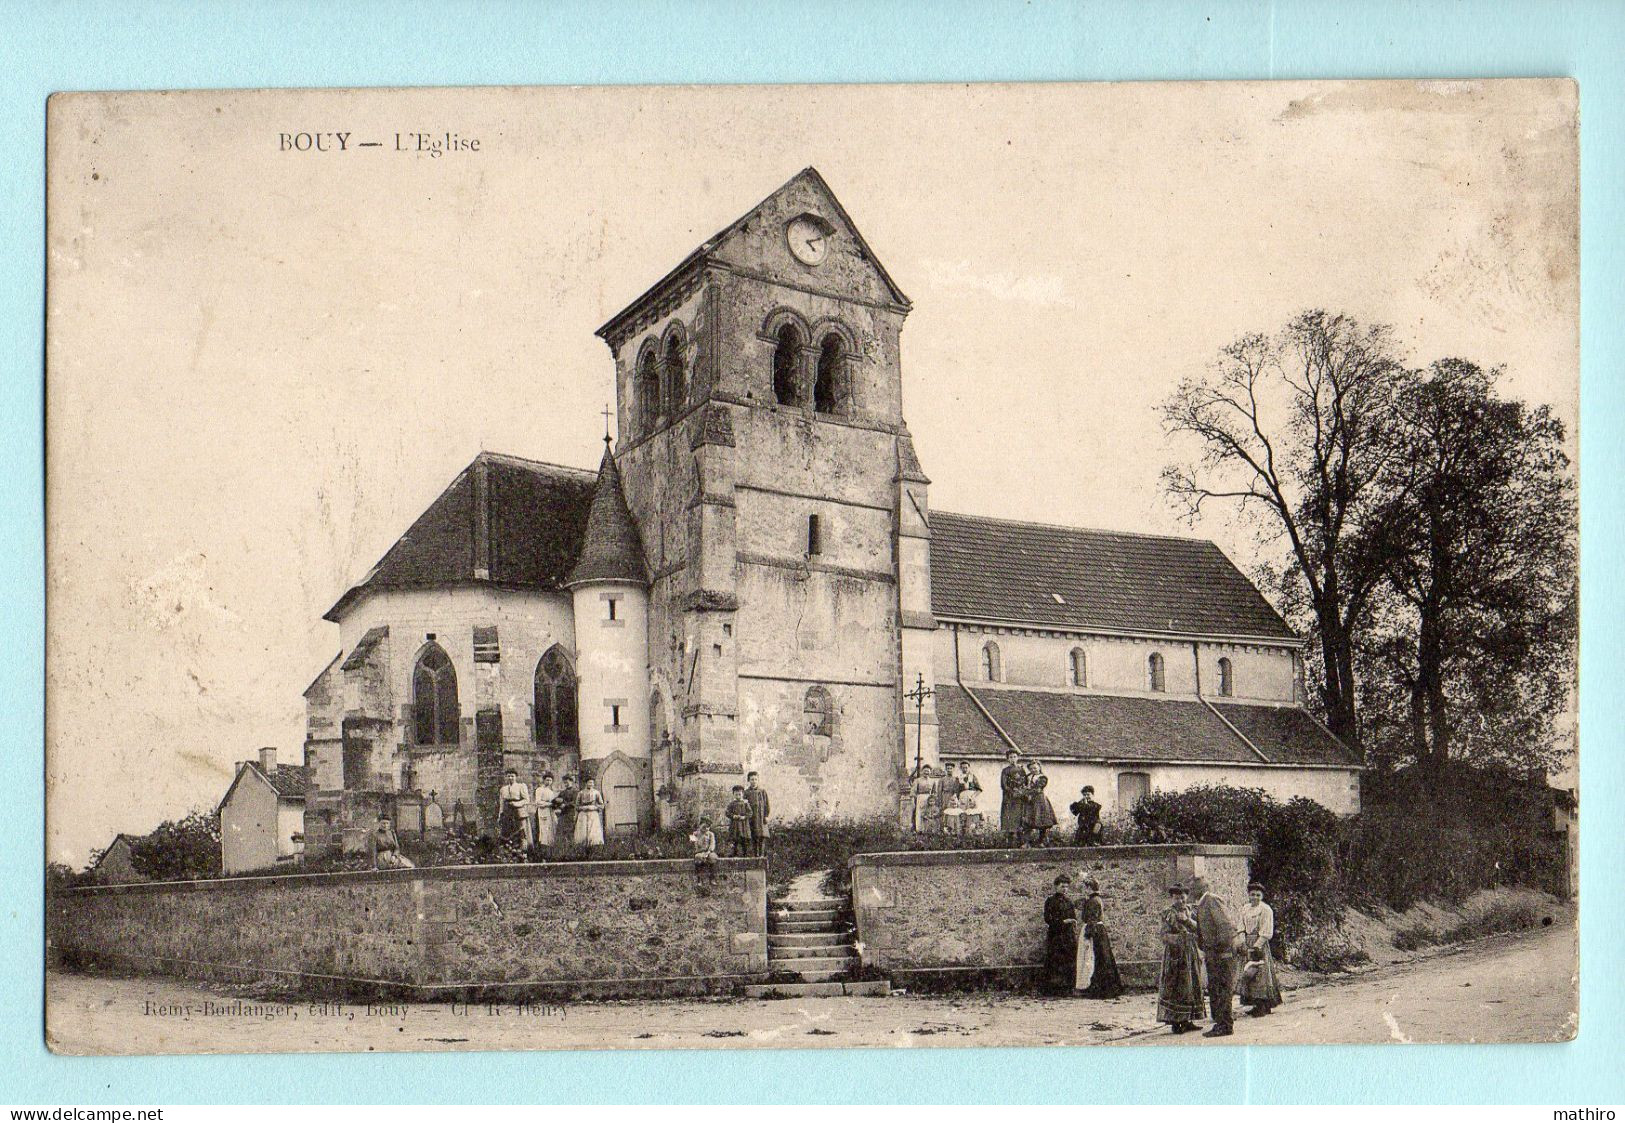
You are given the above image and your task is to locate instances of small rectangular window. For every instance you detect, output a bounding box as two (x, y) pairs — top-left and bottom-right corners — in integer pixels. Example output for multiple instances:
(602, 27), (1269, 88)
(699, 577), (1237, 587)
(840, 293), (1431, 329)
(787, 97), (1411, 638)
(606, 598), (618, 621)
(610, 704), (623, 728)
(807, 513), (822, 557)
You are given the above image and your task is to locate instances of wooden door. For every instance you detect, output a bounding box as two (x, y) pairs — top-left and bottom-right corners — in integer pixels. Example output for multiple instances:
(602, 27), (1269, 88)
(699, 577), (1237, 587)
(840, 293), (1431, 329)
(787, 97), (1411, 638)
(601, 756), (646, 836)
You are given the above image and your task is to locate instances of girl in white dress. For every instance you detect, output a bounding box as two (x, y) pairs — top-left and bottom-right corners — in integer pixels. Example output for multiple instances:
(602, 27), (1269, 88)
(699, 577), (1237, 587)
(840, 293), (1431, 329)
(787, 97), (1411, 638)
(573, 777), (606, 847)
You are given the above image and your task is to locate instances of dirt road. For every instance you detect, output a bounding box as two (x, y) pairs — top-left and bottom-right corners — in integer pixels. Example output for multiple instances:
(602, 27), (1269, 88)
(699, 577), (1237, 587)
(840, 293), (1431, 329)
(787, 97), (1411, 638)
(45, 919), (1575, 1055)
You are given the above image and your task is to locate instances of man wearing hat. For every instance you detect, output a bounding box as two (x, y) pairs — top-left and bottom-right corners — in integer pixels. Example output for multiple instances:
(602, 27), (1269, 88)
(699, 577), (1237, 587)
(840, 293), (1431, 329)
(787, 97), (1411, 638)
(1191, 874), (1245, 1037)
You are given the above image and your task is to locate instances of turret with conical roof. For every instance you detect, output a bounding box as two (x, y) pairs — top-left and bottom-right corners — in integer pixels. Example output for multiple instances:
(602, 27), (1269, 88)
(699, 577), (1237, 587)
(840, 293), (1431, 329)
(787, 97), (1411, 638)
(568, 436), (654, 832)
(567, 439), (649, 588)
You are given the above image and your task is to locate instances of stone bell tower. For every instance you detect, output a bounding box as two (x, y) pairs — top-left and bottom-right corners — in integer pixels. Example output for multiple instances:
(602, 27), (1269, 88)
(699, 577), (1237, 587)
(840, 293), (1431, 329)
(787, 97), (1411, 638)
(595, 167), (935, 824)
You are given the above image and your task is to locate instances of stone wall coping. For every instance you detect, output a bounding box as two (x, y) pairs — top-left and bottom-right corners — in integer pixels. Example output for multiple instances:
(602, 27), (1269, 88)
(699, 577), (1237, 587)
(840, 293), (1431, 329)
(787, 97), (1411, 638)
(58, 857), (767, 898)
(847, 843), (1254, 869)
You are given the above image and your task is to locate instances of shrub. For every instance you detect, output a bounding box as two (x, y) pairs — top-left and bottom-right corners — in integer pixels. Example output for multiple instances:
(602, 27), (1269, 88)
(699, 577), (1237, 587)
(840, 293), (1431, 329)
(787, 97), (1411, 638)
(1129, 785), (1346, 938)
(1286, 922), (1371, 972)
(129, 810), (221, 882)
(1392, 890), (1543, 950)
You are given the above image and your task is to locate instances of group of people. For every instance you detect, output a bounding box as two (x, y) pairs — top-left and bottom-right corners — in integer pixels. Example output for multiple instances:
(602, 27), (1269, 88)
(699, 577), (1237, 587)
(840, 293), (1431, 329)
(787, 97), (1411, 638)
(1155, 877), (1282, 1037)
(1041, 873), (1125, 998)
(687, 773), (772, 892)
(496, 769), (606, 851)
(1042, 870), (1283, 1036)
(1000, 749), (1104, 846)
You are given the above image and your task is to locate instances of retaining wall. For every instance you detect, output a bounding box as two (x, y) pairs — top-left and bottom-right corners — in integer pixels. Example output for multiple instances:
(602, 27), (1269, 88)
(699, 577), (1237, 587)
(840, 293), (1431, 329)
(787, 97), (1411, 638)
(49, 858), (768, 999)
(849, 844), (1253, 988)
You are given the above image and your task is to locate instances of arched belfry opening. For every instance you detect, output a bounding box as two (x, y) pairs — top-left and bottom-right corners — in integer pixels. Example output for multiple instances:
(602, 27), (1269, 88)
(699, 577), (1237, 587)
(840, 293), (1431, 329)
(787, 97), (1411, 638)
(663, 331), (688, 417)
(814, 332), (846, 416)
(773, 322), (803, 406)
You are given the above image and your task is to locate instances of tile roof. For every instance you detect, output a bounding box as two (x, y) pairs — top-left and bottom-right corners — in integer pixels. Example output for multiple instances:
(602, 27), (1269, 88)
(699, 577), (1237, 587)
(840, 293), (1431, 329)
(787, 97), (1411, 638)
(1210, 702), (1360, 767)
(325, 452), (597, 620)
(929, 511), (1295, 641)
(937, 684), (1357, 767)
(567, 445), (649, 586)
(261, 763), (315, 799)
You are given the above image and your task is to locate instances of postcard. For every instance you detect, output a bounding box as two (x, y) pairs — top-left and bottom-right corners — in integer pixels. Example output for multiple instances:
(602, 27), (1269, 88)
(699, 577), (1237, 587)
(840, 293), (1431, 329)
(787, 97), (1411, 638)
(43, 80), (1578, 1054)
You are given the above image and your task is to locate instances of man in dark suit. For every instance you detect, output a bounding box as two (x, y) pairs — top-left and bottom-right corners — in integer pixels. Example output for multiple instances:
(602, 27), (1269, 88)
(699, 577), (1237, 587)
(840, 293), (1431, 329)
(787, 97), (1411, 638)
(1191, 874), (1244, 1037)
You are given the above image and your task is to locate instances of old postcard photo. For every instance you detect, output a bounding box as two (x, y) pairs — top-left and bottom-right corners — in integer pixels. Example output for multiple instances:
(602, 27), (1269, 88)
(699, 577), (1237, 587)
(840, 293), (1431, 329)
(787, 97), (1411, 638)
(43, 80), (1578, 1055)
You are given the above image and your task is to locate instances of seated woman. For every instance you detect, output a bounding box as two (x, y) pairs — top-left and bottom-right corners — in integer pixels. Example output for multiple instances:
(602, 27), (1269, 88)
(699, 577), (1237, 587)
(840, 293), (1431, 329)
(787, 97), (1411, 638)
(369, 816), (414, 870)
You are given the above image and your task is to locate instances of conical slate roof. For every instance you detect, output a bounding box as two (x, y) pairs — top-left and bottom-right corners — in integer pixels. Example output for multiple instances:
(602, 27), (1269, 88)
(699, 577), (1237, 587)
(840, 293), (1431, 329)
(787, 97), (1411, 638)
(567, 443), (648, 587)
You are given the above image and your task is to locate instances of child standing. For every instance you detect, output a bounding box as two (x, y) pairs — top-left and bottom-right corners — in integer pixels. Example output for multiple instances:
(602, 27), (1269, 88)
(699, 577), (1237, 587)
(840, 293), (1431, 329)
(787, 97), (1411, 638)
(725, 785), (753, 857)
(744, 771), (772, 857)
(1028, 773), (1059, 846)
(690, 817), (719, 894)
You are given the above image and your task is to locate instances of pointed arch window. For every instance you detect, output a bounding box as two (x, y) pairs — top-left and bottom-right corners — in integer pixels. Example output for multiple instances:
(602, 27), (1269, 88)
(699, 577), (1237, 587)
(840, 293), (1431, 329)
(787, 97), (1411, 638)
(635, 347), (661, 436)
(1147, 652), (1166, 693)
(981, 641), (1002, 683)
(772, 323), (803, 406)
(534, 645), (578, 748)
(1217, 656), (1234, 697)
(663, 331), (688, 417)
(814, 332), (846, 415)
(412, 644), (459, 746)
(1069, 647), (1088, 688)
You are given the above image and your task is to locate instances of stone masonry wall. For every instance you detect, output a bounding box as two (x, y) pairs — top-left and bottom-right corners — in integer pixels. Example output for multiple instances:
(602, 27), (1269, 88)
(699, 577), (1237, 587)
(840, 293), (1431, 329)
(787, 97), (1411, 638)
(50, 859), (769, 998)
(850, 844), (1253, 987)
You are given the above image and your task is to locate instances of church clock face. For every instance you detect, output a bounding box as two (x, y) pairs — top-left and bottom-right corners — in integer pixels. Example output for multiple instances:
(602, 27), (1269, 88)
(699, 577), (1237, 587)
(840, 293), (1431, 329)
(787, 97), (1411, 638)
(786, 214), (830, 265)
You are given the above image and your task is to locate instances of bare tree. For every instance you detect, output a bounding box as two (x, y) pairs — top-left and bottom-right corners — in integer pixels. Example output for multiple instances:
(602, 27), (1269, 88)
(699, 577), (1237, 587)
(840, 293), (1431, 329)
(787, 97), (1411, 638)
(1162, 311), (1410, 752)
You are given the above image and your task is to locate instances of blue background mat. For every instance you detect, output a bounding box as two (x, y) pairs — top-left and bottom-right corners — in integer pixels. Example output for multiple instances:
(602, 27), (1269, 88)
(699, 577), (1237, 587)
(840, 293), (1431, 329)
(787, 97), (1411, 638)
(4, 0), (1620, 1104)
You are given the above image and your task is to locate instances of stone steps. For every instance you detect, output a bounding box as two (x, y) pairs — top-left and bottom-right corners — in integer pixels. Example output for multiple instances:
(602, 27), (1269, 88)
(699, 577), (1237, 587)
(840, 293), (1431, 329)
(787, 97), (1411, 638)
(770, 943), (857, 960)
(757, 878), (887, 997)
(774, 897), (846, 911)
(743, 980), (890, 999)
(767, 931), (850, 948)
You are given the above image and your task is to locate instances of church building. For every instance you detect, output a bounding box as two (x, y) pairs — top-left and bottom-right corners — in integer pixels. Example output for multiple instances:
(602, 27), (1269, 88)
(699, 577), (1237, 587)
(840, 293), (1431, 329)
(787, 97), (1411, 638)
(301, 168), (1360, 853)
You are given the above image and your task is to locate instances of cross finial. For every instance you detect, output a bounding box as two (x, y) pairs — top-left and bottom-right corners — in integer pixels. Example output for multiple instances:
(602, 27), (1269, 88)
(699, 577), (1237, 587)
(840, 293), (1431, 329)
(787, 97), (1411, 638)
(601, 403), (613, 447)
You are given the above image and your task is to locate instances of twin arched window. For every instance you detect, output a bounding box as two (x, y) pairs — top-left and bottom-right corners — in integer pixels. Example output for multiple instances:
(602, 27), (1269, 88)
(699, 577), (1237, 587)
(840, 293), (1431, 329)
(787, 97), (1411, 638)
(412, 644), (460, 746)
(981, 641), (1002, 682)
(1069, 648), (1088, 688)
(1217, 657), (1234, 697)
(768, 315), (850, 415)
(534, 645), (579, 748)
(632, 327), (692, 439)
(1148, 652), (1166, 693)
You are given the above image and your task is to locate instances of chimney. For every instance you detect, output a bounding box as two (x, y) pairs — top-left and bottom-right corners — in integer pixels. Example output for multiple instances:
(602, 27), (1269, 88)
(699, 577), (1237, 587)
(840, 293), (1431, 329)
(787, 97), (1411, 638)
(259, 747), (277, 773)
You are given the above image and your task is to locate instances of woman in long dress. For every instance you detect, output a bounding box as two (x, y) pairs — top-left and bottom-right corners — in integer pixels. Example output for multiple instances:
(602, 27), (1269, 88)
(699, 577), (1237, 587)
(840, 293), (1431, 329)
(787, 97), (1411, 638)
(1156, 883), (1207, 1033)
(1074, 876), (1124, 998)
(1026, 773), (1059, 846)
(1040, 874), (1079, 995)
(572, 777), (606, 847)
(532, 772), (558, 848)
(1238, 881), (1284, 1016)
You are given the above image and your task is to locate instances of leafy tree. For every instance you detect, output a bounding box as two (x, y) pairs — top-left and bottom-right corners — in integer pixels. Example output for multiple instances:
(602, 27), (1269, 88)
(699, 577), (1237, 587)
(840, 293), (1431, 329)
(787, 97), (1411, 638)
(1163, 310), (1410, 751)
(1363, 360), (1576, 775)
(129, 809), (222, 882)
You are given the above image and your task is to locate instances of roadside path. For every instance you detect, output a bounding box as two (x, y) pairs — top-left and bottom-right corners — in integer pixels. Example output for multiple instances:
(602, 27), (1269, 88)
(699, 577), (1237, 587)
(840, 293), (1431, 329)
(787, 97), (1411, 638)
(45, 920), (1575, 1055)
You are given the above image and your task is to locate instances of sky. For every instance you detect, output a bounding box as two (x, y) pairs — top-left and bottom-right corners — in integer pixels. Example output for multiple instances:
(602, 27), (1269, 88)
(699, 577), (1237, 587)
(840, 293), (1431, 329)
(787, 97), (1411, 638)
(44, 80), (1578, 865)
